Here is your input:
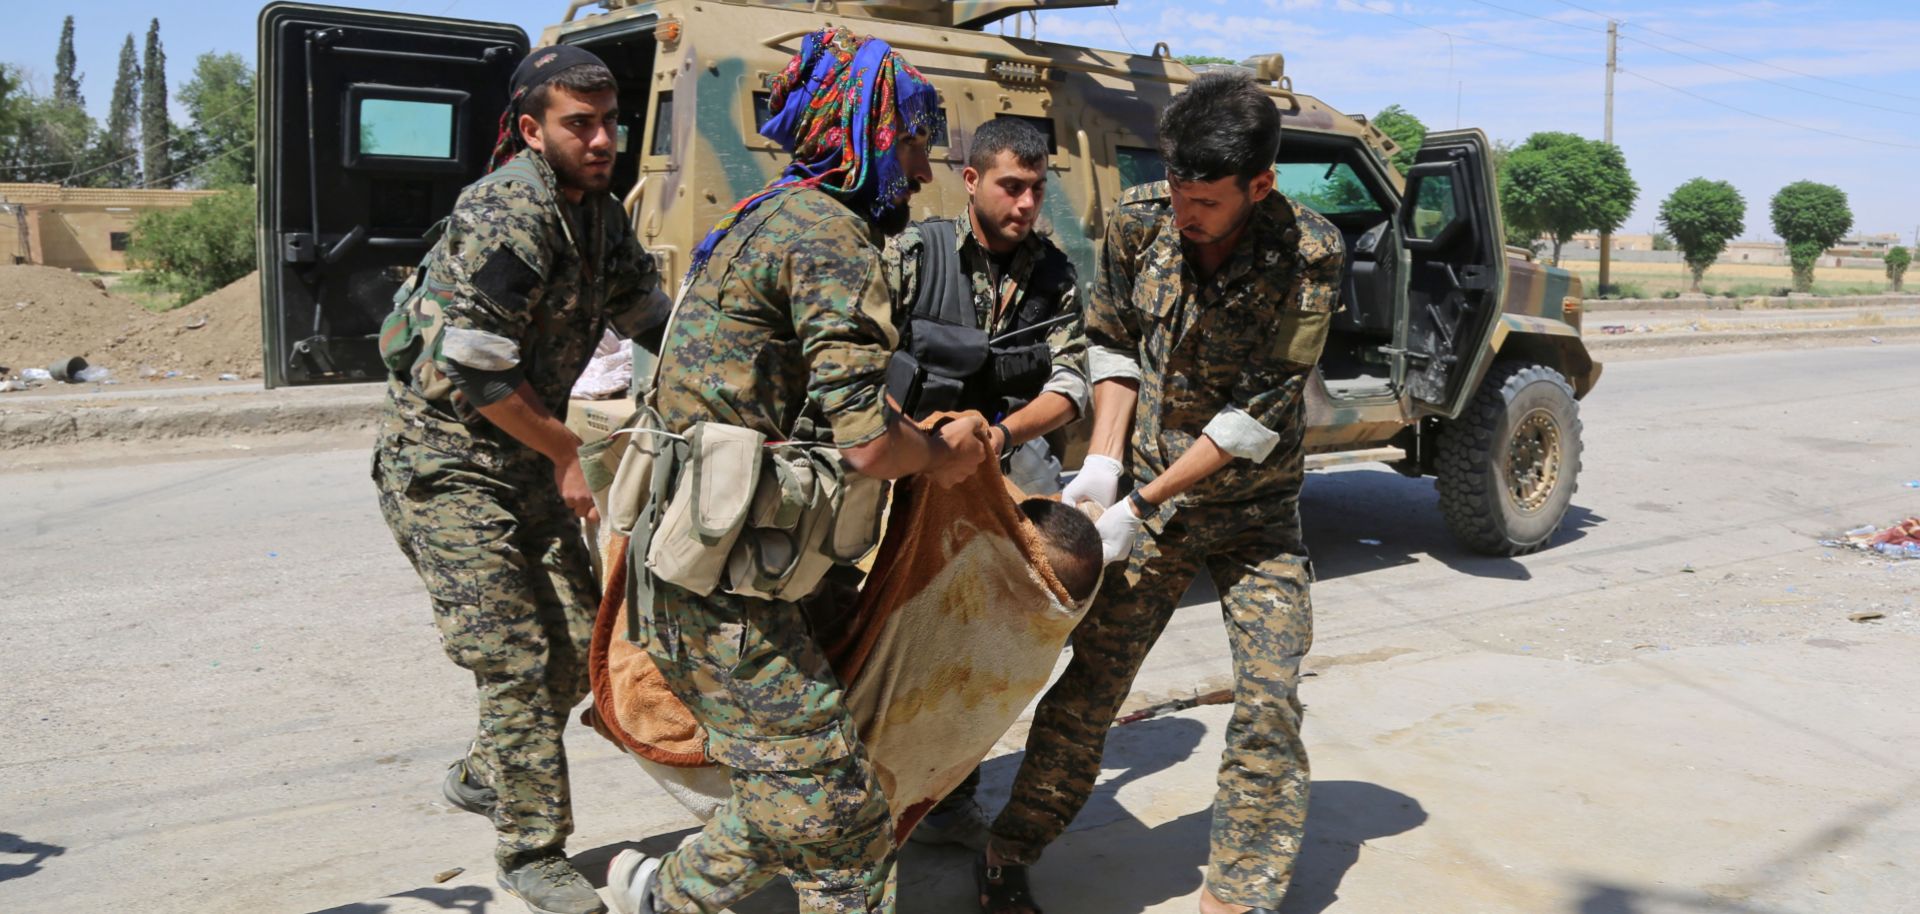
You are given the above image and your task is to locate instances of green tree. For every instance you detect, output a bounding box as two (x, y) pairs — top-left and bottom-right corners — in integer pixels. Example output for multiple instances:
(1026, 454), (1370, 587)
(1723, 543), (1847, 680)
(1373, 104), (1426, 175)
(1177, 54), (1237, 66)
(1768, 181), (1852, 292)
(0, 83), (98, 184)
(126, 186), (257, 303)
(140, 18), (172, 187)
(100, 34), (143, 186)
(1489, 138), (1538, 252)
(177, 52), (255, 188)
(1886, 245), (1911, 293)
(1650, 231), (1674, 251)
(1657, 178), (1746, 292)
(54, 15), (83, 108)
(1500, 131), (1638, 266)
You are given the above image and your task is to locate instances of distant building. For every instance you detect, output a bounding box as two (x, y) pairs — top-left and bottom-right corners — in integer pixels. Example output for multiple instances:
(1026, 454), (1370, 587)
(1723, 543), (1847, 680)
(1567, 232), (1657, 252)
(1830, 232), (1901, 258)
(0, 183), (219, 272)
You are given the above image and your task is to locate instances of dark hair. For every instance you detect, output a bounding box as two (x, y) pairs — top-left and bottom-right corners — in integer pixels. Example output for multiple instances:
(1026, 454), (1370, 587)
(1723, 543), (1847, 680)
(522, 64), (618, 124)
(1157, 71), (1281, 185)
(968, 117), (1049, 173)
(1020, 498), (1103, 604)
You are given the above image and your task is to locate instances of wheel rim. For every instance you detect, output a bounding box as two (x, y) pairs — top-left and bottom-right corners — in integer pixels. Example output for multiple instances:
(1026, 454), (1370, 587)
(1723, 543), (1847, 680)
(1506, 408), (1562, 513)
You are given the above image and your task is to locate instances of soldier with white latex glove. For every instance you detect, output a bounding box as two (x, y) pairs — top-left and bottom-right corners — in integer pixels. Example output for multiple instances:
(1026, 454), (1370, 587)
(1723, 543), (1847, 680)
(1062, 453), (1123, 509)
(1093, 490), (1146, 564)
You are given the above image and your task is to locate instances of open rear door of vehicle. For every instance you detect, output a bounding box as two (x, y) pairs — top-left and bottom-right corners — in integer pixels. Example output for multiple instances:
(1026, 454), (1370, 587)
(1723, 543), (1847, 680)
(1394, 128), (1504, 416)
(257, 2), (527, 387)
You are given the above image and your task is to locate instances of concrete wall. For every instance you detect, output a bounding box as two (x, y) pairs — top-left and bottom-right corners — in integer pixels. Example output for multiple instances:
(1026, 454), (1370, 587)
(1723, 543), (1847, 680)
(0, 184), (218, 272)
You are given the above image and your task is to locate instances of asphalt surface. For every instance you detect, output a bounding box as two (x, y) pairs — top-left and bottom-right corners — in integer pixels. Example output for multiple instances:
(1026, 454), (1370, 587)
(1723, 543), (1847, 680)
(3, 343), (1918, 913)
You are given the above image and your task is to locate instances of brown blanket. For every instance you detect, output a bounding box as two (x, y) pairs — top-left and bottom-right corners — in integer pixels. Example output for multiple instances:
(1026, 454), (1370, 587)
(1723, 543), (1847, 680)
(586, 431), (1089, 843)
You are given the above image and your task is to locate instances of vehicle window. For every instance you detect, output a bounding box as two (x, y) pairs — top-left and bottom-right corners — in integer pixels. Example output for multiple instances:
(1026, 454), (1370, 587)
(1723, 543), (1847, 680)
(650, 91), (674, 157)
(1408, 173), (1458, 240)
(1116, 145), (1164, 189)
(750, 90), (948, 147)
(1272, 161), (1381, 217)
(357, 98), (455, 159)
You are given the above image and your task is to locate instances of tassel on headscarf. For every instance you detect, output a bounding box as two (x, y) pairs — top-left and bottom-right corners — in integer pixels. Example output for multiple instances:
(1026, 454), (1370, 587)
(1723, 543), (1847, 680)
(687, 27), (938, 278)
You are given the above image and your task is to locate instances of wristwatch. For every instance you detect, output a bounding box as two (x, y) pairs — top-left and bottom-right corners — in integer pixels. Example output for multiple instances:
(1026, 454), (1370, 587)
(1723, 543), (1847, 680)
(991, 422), (1013, 457)
(1126, 489), (1156, 517)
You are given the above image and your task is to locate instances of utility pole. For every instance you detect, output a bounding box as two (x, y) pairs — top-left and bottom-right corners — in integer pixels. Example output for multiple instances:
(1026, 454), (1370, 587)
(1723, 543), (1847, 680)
(1599, 19), (1617, 294)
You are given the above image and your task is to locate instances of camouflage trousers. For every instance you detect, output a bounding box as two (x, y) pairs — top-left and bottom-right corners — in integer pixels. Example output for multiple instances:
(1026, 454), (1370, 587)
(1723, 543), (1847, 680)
(372, 437), (597, 871)
(990, 498), (1314, 909)
(641, 581), (895, 914)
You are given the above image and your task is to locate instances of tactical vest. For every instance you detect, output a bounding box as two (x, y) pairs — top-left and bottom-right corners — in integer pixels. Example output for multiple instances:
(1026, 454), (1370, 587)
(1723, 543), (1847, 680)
(884, 219), (1075, 421)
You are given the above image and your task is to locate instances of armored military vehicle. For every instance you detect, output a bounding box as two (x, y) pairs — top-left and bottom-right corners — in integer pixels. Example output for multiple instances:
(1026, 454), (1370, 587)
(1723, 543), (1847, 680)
(257, 0), (1598, 555)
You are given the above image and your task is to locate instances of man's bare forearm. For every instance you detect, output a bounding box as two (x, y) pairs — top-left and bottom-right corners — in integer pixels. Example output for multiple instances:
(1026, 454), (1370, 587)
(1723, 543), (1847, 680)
(1135, 434), (1236, 506)
(994, 391), (1079, 453)
(1086, 379), (1139, 461)
(473, 382), (581, 465)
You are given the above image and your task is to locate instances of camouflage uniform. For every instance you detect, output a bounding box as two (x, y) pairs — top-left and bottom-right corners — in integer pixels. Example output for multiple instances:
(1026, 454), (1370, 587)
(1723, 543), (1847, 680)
(371, 148), (663, 871)
(881, 210), (1089, 418)
(644, 187), (900, 914)
(989, 182), (1343, 909)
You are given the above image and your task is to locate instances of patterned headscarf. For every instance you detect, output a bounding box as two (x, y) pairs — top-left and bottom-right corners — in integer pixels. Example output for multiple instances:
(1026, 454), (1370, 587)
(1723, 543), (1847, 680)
(687, 27), (938, 277)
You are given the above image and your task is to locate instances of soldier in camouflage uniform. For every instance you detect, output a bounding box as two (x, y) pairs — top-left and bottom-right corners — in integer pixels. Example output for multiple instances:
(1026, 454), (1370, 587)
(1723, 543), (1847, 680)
(371, 47), (665, 914)
(978, 72), (1343, 914)
(604, 28), (990, 914)
(881, 116), (1086, 850)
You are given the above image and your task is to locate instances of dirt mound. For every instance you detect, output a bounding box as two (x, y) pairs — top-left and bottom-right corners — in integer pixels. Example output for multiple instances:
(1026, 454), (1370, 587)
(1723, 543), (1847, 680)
(0, 265), (153, 377)
(94, 272), (264, 379)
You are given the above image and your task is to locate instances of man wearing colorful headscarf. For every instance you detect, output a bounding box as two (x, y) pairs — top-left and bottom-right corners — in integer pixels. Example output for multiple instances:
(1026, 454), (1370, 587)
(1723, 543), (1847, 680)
(604, 27), (989, 914)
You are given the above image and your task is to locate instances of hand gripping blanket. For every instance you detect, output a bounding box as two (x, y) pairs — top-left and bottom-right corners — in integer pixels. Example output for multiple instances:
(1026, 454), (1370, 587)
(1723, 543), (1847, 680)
(585, 431), (1094, 843)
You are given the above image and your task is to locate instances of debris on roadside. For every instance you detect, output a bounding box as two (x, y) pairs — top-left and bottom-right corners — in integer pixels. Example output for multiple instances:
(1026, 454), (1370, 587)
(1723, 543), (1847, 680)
(1848, 611), (1885, 623)
(433, 867), (464, 884)
(1821, 518), (1920, 559)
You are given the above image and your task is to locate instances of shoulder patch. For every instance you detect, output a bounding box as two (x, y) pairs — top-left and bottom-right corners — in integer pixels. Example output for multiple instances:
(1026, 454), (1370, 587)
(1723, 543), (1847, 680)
(473, 247), (543, 311)
(1120, 180), (1171, 206)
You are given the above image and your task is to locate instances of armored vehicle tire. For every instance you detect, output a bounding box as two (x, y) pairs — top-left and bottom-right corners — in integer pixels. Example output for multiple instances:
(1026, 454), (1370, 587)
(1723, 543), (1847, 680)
(1435, 362), (1583, 556)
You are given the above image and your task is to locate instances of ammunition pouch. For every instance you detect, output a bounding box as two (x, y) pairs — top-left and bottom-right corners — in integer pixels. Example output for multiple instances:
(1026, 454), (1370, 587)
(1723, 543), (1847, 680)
(631, 420), (888, 622)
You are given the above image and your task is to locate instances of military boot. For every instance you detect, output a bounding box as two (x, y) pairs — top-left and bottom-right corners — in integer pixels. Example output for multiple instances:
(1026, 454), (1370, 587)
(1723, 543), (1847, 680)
(442, 758), (497, 818)
(497, 855), (607, 914)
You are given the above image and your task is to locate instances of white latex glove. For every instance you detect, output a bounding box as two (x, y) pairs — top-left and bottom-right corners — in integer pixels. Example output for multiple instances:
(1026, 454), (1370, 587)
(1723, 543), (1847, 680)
(1094, 496), (1144, 565)
(1062, 454), (1123, 509)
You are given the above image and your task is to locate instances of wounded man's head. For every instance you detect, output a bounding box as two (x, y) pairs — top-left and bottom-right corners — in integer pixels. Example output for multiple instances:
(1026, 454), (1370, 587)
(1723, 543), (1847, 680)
(1019, 498), (1104, 604)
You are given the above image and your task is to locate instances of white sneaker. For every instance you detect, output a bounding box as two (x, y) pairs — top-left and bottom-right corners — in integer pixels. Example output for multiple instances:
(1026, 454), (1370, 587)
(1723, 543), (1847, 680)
(604, 849), (662, 914)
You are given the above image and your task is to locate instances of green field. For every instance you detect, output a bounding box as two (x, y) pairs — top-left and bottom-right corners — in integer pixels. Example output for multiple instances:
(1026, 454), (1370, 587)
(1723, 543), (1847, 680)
(1562, 260), (1897, 300)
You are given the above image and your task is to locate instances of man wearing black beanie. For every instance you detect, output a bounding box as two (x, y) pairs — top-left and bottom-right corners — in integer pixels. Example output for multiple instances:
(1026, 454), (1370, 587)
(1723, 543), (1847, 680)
(372, 45), (666, 914)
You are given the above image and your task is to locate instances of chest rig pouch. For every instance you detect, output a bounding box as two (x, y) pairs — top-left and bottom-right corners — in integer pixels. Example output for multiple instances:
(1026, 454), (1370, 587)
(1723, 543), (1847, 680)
(886, 219), (989, 421)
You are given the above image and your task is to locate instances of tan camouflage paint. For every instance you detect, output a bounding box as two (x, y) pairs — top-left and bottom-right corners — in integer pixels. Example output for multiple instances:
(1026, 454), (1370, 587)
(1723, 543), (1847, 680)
(537, 0), (1593, 458)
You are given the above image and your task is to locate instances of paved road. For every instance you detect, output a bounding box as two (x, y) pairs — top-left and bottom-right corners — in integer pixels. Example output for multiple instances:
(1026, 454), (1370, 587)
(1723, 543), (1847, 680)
(3, 344), (1917, 913)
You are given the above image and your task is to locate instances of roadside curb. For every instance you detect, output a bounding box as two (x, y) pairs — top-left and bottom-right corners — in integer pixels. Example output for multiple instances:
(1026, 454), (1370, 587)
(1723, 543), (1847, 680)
(0, 385), (382, 450)
(1585, 293), (1920, 312)
(1586, 322), (1920, 351)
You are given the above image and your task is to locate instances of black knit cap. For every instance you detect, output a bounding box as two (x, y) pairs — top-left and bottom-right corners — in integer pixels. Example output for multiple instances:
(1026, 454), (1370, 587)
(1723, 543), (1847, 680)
(491, 45), (612, 169)
(508, 45), (611, 110)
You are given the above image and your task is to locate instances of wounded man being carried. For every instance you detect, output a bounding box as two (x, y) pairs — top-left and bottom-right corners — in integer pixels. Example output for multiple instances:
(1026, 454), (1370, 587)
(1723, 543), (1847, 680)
(583, 417), (1100, 841)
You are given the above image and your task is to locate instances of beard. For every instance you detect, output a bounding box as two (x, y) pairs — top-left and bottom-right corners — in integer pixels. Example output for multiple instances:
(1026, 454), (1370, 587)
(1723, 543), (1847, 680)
(546, 147), (613, 195)
(873, 195), (916, 236)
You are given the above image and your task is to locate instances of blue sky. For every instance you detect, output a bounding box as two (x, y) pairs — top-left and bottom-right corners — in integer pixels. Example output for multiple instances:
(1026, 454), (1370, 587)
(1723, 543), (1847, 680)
(6, 0), (1916, 241)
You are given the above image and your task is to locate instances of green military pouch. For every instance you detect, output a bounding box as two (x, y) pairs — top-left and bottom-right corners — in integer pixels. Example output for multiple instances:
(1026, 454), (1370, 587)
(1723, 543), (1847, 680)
(724, 446), (816, 600)
(828, 465), (889, 563)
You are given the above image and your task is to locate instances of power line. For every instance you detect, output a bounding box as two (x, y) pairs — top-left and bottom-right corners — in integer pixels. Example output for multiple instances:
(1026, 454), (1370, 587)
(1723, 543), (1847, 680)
(134, 140), (255, 190)
(1342, 0), (1596, 68)
(1106, 7), (1140, 54)
(0, 96), (253, 184)
(1544, 0), (1920, 104)
(1459, 0), (1606, 33)
(1618, 67), (1920, 151)
(1618, 33), (1920, 118)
